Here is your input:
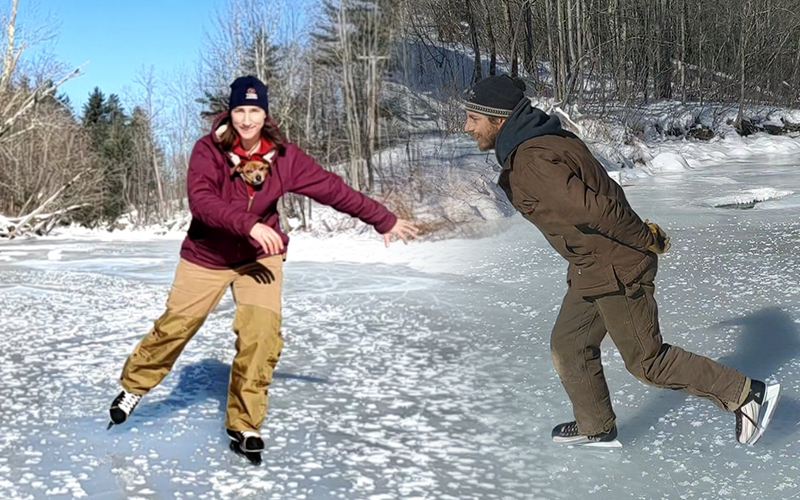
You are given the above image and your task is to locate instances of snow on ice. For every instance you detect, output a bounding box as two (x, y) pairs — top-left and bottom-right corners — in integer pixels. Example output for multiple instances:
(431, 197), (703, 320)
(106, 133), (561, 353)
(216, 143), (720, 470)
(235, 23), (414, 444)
(1, 121), (800, 498)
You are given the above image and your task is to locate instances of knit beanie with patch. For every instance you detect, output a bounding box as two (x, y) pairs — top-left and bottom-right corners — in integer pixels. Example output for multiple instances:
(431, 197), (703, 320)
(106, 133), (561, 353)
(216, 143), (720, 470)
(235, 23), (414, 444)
(229, 75), (269, 114)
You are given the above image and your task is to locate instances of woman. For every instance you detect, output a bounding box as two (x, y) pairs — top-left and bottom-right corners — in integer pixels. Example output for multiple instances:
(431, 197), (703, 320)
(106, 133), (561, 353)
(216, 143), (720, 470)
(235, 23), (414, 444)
(108, 75), (418, 463)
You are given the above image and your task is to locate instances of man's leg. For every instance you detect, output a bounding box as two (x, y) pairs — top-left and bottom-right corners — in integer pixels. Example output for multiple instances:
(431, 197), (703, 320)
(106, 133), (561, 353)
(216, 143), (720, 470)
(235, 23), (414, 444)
(551, 288), (616, 436)
(595, 266), (748, 412)
(225, 255), (284, 433)
(120, 259), (232, 394)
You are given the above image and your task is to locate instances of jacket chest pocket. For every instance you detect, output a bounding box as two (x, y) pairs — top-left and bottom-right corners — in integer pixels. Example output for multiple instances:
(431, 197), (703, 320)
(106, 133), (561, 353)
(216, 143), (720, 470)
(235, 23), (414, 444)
(509, 182), (538, 215)
(514, 197), (539, 218)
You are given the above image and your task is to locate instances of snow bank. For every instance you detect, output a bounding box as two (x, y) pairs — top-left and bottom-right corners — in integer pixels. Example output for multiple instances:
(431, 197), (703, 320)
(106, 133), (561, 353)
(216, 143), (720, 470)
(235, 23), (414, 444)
(645, 152), (691, 173)
(701, 188), (794, 208)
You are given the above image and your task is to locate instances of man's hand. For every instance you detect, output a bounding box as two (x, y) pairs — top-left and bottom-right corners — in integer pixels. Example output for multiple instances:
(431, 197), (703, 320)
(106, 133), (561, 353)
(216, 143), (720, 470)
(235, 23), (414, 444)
(383, 219), (419, 247)
(644, 219), (670, 254)
(249, 222), (285, 255)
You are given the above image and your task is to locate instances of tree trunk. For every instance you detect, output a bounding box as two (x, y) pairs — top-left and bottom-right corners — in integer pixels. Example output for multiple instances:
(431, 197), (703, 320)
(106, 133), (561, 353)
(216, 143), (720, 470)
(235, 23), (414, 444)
(575, 0), (584, 104)
(524, 4), (533, 77)
(736, 10), (748, 128)
(597, 6), (607, 110)
(545, 0), (559, 97)
(622, 1), (631, 100)
(466, 0), (482, 84)
(679, 0), (686, 103)
(0, 0), (21, 93)
(504, 0), (519, 77)
(566, 0), (578, 78)
(151, 144), (165, 220)
(556, 0), (568, 100)
(655, 0), (672, 99)
(793, 37), (800, 107)
(608, 0), (623, 99)
(338, 4), (362, 190)
(699, 33), (704, 105)
(483, 0), (498, 76)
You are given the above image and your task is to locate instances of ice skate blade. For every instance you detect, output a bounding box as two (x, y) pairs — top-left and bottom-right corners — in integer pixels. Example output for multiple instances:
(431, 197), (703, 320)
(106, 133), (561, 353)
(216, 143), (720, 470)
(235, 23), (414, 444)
(558, 438), (623, 449)
(582, 439), (623, 449)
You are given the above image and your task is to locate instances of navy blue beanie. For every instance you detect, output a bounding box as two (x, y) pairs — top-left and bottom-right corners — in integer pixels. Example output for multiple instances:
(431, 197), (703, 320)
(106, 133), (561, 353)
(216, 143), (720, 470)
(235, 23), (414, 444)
(229, 75), (269, 114)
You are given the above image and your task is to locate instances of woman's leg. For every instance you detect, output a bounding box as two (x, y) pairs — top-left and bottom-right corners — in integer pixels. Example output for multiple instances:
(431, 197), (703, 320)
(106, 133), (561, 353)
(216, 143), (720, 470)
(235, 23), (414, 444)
(120, 259), (233, 394)
(226, 255), (284, 433)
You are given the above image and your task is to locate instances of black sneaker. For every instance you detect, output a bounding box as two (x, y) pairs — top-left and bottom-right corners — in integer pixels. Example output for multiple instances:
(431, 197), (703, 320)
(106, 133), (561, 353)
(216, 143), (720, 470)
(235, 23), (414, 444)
(552, 421), (619, 446)
(227, 429), (265, 452)
(735, 379), (781, 445)
(108, 390), (143, 429)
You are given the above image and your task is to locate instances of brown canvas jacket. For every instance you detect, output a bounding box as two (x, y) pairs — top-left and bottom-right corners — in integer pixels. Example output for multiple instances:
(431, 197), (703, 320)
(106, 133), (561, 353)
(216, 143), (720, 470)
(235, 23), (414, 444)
(498, 126), (657, 296)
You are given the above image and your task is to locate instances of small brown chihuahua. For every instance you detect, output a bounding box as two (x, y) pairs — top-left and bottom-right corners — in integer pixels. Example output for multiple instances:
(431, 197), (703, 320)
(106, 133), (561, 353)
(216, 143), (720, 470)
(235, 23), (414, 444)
(236, 160), (270, 186)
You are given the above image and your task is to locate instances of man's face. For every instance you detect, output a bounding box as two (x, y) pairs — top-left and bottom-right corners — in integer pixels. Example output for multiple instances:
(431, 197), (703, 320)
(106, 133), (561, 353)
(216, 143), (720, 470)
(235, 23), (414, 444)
(464, 111), (504, 151)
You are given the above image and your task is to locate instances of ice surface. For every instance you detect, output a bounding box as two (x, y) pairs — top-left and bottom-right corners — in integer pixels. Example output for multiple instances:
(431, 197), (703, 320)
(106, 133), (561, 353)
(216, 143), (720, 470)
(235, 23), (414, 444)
(1, 157), (799, 499)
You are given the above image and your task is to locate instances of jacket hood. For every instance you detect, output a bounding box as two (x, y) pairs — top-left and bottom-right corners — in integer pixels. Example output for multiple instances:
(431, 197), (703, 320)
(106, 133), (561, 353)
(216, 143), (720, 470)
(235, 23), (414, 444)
(495, 99), (563, 167)
(210, 112), (231, 146)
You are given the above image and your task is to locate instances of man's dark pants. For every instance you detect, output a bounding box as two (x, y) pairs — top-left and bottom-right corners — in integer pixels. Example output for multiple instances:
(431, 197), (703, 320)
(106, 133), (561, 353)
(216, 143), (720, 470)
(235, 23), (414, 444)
(550, 262), (749, 436)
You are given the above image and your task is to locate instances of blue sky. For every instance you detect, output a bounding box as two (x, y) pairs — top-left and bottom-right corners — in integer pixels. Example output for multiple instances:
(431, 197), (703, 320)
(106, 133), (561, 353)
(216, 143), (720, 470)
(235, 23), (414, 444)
(16, 0), (315, 115)
(18, 0), (220, 113)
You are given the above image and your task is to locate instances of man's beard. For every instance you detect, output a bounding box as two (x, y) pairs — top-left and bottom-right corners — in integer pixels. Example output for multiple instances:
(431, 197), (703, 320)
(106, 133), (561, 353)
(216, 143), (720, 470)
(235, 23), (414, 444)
(475, 125), (500, 151)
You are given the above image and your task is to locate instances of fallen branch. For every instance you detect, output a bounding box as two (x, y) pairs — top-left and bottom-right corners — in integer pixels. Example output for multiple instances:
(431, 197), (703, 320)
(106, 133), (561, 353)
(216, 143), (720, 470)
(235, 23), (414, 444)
(1, 204), (89, 238)
(7, 170), (86, 239)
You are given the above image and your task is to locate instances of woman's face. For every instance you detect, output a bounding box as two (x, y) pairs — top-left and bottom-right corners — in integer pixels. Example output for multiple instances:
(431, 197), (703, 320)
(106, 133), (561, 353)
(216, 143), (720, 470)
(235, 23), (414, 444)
(231, 106), (266, 143)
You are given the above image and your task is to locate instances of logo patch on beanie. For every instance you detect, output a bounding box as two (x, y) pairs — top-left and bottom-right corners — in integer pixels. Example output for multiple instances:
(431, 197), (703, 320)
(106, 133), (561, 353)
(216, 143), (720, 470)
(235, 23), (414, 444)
(246, 87), (258, 100)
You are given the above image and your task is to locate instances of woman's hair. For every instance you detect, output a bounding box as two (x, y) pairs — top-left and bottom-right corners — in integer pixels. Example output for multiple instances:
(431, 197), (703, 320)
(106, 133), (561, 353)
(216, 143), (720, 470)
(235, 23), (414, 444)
(219, 115), (287, 155)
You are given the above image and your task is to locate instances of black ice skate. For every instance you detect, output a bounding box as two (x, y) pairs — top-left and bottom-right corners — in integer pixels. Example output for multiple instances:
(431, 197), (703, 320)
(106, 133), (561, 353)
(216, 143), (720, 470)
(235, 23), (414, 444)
(107, 390), (143, 429)
(552, 421), (622, 448)
(227, 429), (264, 465)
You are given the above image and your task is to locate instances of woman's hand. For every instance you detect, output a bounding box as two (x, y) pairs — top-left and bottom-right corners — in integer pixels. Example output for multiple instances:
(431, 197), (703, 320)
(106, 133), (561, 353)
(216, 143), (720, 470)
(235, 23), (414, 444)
(249, 222), (285, 255)
(383, 219), (419, 247)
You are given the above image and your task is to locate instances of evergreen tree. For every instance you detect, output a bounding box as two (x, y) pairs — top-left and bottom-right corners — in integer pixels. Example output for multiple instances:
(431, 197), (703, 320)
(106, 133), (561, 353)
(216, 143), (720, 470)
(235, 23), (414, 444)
(312, 0), (396, 67)
(79, 89), (135, 223)
(101, 94), (131, 222)
(242, 27), (281, 84)
(197, 89), (229, 121)
(82, 87), (108, 149)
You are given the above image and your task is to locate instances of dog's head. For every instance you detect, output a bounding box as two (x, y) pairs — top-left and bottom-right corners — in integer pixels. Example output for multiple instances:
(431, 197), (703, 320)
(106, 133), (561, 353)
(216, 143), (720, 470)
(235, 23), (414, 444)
(236, 160), (270, 186)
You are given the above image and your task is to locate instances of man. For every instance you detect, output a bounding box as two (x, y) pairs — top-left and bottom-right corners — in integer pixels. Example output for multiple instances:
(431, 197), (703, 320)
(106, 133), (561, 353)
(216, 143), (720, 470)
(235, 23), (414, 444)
(464, 74), (780, 446)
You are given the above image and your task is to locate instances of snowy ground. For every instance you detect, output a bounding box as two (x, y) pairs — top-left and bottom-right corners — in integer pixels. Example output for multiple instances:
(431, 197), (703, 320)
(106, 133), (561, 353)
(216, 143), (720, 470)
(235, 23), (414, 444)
(2, 155), (800, 499)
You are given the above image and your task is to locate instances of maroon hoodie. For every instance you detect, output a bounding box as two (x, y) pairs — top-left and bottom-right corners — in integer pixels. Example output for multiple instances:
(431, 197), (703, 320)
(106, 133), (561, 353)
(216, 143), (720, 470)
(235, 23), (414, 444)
(180, 113), (397, 269)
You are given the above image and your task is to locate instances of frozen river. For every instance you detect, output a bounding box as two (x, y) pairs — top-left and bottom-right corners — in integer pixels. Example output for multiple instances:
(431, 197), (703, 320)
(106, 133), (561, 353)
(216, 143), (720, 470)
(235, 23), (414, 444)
(1, 158), (799, 499)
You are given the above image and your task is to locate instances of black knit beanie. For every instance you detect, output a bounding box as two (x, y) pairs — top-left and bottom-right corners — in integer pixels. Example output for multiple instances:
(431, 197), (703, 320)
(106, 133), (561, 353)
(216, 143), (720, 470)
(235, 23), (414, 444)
(464, 75), (527, 117)
(229, 75), (269, 114)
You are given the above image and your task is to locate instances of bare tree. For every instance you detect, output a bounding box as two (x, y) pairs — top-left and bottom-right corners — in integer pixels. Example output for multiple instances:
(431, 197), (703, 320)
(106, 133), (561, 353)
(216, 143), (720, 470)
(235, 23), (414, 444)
(0, 0), (90, 235)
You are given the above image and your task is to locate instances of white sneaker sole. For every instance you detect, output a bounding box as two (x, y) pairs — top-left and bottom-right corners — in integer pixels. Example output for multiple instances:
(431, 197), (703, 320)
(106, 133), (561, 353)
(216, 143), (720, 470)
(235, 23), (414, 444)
(747, 383), (781, 445)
